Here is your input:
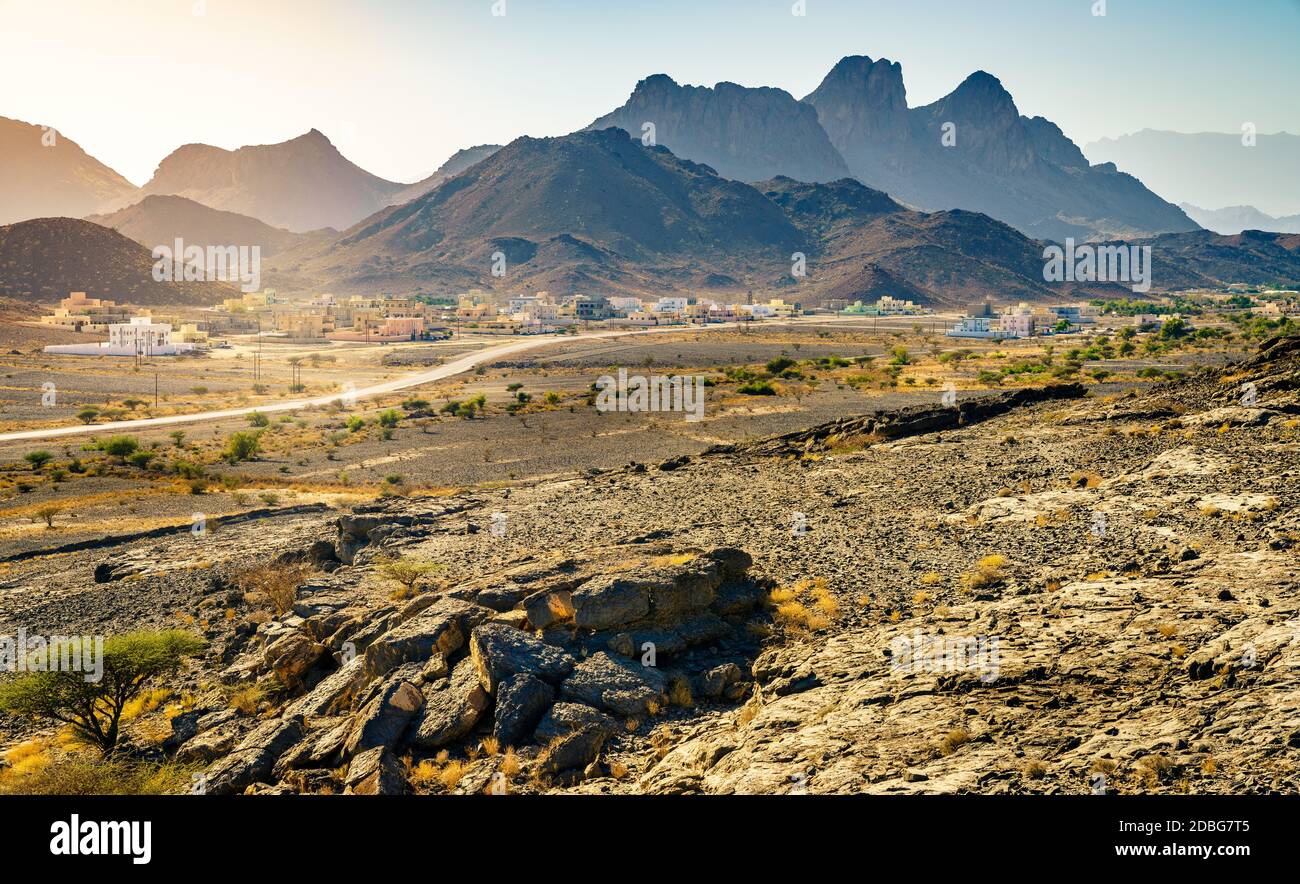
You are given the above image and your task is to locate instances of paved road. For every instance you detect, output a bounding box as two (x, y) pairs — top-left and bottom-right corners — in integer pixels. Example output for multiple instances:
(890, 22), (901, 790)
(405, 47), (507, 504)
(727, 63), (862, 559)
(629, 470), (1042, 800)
(0, 323), (752, 443)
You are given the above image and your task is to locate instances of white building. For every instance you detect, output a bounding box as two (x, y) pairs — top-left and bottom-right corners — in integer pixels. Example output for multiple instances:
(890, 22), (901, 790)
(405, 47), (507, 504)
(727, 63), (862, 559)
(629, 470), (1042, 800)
(607, 296), (645, 316)
(946, 316), (1003, 339)
(655, 297), (689, 313)
(44, 317), (197, 356)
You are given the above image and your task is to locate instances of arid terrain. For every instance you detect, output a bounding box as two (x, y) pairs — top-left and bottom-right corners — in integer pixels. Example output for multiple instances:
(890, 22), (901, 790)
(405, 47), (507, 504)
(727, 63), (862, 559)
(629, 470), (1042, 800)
(0, 320), (1293, 795)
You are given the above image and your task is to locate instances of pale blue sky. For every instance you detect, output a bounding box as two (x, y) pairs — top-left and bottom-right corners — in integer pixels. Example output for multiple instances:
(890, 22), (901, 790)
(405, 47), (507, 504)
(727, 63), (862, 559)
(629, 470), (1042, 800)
(2, 0), (1296, 185)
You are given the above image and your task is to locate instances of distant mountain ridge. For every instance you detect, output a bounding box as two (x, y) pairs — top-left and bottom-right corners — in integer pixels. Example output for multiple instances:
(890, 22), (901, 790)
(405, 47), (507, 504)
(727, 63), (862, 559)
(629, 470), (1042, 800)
(390, 144), (503, 205)
(1178, 203), (1300, 236)
(581, 57), (1197, 242)
(587, 75), (852, 184)
(266, 128), (1276, 307)
(87, 195), (323, 258)
(802, 56), (1197, 242)
(0, 116), (139, 226)
(139, 129), (407, 233)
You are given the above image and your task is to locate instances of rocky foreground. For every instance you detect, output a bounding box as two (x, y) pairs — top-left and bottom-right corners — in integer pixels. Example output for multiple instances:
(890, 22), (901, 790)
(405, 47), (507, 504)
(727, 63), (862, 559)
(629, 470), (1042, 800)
(5, 337), (1299, 794)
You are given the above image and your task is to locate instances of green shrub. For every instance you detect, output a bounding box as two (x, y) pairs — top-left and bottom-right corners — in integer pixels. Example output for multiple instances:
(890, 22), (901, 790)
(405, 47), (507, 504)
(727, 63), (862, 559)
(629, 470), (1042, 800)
(126, 451), (154, 469)
(224, 431), (261, 463)
(737, 380), (776, 396)
(0, 630), (206, 754)
(23, 450), (53, 470)
(99, 436), (139, 459)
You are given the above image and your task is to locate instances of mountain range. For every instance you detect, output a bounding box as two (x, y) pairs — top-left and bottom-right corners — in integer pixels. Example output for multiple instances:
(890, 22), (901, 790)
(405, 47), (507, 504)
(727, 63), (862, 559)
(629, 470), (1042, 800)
(86, 195), (324, 258)
(3, 55), (1298, 307)
(803, 58), (1196, 242)
(137, 129), (406, 233)
(263, 127), (1300, 306)
(587, 57), (1196, 243)
(1178, 203), (1300, 236)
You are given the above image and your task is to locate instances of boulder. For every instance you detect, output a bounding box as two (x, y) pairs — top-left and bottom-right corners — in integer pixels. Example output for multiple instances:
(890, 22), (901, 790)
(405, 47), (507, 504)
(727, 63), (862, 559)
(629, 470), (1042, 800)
(408, 658), (491, 749)
(343, 679), (423, 756)
(362, 597), (488, 679)
(648, 561), (720, 620)
(534, 704), (619, 774)
(474, 584), (529, 612)
(284, 656), (369, 718)
(534, 702), (617, 744)
(469, 622), (576, 694)
(275, 717), (353, 776)
(571, 575), (654, 630)
(176, 722), (240, 764)
(202, 716), (304, 795)
(345, 746), (408, 795)
(705, 547), (753, 582)
(263, 632), (327, 687)
(523, 589), (575, 629)
(493, 673), (555, 747)
(698, 662), (743, 698)
(561, 652), (668, 716)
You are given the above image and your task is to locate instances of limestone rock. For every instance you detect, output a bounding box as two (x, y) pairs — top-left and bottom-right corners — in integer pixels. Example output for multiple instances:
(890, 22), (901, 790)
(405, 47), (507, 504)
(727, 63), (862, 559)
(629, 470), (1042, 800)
(408, 658), (491, 749)
(344, 679), (423, 756)
(561, 652), (668, 716)
(493, 673), (555, 746)
(469, 622), (576, 694)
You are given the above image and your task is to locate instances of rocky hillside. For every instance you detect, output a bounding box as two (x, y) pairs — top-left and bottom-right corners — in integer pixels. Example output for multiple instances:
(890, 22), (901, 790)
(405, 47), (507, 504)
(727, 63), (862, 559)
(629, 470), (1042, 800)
(587, 74), (852, 184)
(0, 217), (237, 306)
(389, 144), (503, 206)
(87, 195), (321, 258)
(266, 131), (1295, 305)
(0, 116), (139, 226)
(267, 128), (806, 296)
(5, 336), (1295, 795)
(140, 130), (406, 233)
(804, 57), (1198, 242)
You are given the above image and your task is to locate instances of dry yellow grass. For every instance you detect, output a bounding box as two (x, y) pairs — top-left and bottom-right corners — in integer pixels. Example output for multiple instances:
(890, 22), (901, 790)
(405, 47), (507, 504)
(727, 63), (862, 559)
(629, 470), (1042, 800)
(439, 760), (467, 791)
(668, 677), (694, 708)
(939, 728), (971, 756)
(962, 554), (1008, 591)
(228, 684), (261, 715)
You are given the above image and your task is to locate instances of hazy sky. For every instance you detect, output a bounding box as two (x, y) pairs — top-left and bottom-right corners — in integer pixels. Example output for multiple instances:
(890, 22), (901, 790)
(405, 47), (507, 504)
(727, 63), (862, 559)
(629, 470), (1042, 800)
(2, 0), (1297, 185)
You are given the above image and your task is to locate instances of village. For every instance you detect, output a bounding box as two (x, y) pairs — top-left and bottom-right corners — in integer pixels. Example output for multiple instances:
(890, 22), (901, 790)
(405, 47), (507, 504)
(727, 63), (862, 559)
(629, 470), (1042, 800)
(32, 285), (1300, 359)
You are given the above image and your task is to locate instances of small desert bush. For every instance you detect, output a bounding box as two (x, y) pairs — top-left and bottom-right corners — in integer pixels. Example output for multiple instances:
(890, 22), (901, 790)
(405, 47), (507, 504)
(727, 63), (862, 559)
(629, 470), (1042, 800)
(232, 562), (314, 615)
(938, 728), (971, 756)
(961, 554), (1008, 592)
